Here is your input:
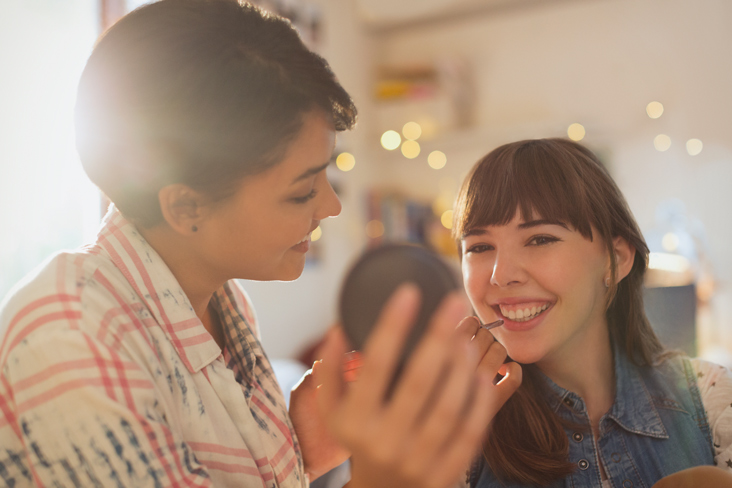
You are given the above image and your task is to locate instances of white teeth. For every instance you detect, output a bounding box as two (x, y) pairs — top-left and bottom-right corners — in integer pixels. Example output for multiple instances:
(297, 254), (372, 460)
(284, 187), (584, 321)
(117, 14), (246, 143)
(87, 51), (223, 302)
(499, 303), (551, 322)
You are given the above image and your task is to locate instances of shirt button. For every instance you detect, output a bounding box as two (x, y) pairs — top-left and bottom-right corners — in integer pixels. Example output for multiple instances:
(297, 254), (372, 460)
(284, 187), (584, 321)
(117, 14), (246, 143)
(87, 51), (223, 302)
(611, 452), (621, 463)
(622, 480), (633, 488)
(578, 459), (589, 470)
(572, 432), (583, 442)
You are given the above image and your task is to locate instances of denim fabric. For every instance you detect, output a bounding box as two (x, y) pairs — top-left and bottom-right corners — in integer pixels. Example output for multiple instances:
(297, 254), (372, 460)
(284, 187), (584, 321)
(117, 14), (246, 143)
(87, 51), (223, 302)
(471, 348), (714, 488)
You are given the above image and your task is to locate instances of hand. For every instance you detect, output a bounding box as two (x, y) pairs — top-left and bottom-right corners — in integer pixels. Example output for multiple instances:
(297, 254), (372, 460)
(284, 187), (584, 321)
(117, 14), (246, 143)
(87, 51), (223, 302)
(316, 284), (522, 488)
(652, 466), (732, 488)
(289, 360), (351, 481)
(455, 315), (513, 392)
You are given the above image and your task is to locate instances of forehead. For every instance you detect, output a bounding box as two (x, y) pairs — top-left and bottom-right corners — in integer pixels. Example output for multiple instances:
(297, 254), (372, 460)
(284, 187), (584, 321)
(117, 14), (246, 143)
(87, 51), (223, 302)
(255, 110), (336, 185)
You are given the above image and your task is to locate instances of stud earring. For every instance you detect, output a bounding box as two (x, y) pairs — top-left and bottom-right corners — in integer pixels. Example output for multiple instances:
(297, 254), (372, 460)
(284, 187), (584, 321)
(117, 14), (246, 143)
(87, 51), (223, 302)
(192, 225), (198, 232)
(605, 277), (611, 288)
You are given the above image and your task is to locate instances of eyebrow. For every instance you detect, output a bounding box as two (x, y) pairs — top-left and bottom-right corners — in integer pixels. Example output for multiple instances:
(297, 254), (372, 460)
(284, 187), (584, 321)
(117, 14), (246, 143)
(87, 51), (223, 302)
(461, 219), (569, 239)
(518, 219), (569, 230)
(291, 162), (330, 184)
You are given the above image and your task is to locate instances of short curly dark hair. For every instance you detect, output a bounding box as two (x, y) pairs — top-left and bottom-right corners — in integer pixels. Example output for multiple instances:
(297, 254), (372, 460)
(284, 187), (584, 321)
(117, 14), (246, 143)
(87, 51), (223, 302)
(75, 0), (357, 226)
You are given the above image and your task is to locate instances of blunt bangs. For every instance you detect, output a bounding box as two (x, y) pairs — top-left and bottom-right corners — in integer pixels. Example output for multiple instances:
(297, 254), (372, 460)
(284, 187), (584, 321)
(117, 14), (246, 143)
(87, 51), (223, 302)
(454, 139), (613, 243)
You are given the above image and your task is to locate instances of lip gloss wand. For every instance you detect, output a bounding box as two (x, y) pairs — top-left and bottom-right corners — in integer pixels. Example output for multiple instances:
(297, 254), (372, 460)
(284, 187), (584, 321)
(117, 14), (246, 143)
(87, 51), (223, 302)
(478, 318), (504, 331)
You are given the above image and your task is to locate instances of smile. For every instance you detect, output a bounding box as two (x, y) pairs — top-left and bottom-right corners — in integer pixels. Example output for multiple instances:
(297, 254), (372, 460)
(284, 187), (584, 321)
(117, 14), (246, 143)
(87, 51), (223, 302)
(497, 302), (551, 322)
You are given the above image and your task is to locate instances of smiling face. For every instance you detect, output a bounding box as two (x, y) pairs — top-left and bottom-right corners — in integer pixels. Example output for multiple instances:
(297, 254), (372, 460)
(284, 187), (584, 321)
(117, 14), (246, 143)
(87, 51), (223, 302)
(461, 210), (611, 369)
(196, 110), (341, 282)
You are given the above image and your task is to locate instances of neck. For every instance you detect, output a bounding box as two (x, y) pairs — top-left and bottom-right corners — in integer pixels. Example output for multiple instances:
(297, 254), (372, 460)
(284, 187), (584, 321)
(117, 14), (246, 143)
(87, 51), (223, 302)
(538, 319), (615, 429)
(138, 224), (223, 323)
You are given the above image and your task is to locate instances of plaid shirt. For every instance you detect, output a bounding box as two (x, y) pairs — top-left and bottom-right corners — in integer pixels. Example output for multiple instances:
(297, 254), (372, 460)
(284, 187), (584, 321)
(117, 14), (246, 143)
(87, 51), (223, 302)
(0, 207), (307, 488)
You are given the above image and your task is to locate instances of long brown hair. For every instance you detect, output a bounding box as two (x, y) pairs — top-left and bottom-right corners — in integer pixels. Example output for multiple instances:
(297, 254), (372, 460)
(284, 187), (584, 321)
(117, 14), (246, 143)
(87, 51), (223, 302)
(452, 139), (665, 485)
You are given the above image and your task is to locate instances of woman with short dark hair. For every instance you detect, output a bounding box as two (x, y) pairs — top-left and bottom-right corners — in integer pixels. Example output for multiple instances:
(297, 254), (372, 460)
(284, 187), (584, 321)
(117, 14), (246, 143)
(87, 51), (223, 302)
(0, 1), (520, 487)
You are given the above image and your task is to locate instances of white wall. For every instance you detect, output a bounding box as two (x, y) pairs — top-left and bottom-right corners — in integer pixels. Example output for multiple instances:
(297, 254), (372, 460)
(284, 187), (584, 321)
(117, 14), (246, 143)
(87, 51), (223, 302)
(0, 0), (101, 302)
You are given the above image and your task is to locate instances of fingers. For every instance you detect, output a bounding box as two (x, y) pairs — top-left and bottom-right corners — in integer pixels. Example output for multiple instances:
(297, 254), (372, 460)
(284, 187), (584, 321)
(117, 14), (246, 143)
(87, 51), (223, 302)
(454, 315), (480, 339)
(429, 372), (495, 487)
(401, 342), (475, 470)
(385, 293), (470, 424)
(489, 361), (522, 413)
(477, 338), (508, 379)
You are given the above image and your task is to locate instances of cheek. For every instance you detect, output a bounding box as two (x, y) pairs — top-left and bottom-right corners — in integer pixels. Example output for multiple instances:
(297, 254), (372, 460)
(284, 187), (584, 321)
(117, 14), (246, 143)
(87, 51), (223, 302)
(462, 259), (489, 306)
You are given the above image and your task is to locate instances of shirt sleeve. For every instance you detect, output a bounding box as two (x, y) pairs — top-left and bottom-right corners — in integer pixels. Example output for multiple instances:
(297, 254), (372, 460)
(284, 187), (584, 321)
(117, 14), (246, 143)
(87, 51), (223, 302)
(691, 358), (732, 471)
(1, 325), (214, 487)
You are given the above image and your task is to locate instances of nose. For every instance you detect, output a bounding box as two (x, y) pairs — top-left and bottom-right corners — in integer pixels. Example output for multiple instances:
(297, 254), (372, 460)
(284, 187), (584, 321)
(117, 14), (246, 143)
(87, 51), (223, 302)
(315, 178), (342, 220)
(489, 250), (525, 287)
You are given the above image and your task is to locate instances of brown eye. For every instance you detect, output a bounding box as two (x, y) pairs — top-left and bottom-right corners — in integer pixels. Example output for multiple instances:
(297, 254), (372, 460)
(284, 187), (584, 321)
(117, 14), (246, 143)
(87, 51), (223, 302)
(529, 235), (559, 246)
(465, 244), (493, 254)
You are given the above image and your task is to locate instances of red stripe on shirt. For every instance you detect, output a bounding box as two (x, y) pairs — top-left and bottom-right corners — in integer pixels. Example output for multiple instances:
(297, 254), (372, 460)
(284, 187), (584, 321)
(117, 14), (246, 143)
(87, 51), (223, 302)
(106, 221), (191, 370)
(0, 294), (81, 360)
(12, 357), (140, 393)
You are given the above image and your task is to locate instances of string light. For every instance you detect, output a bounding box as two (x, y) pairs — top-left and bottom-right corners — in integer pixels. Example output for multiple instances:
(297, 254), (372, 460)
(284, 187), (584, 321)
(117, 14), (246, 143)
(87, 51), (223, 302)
(401, 140), (421, 159)
(567, 123), (586, 141)
(381, 130), (401, 150)
(402, 121), (422, 141)
(686, 139), (703, 156)
(654, 134), (671, 151)
(646, 101), (664, 119)
(428, 150), (447, 169)
(311, 226), (322, 242)
(336, 152), (355, 171)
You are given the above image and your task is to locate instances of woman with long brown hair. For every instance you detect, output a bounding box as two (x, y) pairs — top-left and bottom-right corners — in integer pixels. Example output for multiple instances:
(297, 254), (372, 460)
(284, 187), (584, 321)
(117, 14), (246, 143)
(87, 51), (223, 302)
(453, 138), (732, 487)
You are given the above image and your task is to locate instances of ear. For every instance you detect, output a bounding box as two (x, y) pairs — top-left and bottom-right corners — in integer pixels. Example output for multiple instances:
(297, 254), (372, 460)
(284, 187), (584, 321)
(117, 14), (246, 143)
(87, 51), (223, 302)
(612, 236), (636, 283)
(157, 184), (206, 236)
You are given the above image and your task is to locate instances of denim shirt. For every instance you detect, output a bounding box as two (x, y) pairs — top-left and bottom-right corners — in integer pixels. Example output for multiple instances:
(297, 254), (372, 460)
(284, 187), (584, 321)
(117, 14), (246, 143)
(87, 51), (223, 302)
(471, 348), (715, 488)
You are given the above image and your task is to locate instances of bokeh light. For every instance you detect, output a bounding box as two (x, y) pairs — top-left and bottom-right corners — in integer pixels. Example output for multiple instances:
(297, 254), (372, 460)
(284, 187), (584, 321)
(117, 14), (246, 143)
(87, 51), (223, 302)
(441, 210), (453, 229)
(401, 140), (421, 159)
(686, 138), (703, 156)
(381, 130), (401, 150)
(654, 134), (671, 151)
(336, 152), (355, 171)
(646, 101), (664, 119)
(402, 121), (422, 141)
(427, 150), (447, 169)
(567, 123), (586, 141)
(311, 225), (322, 242)
(432, 195), (450, 216)
(366, 220), (385, 238)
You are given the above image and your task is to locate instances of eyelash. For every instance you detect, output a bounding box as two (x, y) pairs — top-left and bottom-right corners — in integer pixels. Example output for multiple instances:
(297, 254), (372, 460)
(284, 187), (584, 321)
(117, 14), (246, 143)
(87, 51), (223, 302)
(291, 189), (318, 204)
(464, 235), (560, 254)
(529, 235), (560, 246)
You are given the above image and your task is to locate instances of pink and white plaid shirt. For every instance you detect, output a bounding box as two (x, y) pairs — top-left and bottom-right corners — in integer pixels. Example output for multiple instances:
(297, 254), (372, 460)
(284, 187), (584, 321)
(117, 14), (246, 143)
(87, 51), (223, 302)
(0, 207), (307, 487)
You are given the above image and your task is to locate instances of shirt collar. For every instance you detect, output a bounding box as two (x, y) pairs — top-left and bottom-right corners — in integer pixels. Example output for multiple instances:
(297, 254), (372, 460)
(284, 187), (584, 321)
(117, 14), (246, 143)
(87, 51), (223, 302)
(96, 206), (222, 374)
(541, 344), (668, 439)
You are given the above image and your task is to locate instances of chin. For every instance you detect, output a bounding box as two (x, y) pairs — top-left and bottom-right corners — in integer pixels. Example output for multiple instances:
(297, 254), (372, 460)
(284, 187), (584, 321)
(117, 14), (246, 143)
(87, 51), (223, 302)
(274, 261), (307, 282)
(502, 343), (546, 366)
